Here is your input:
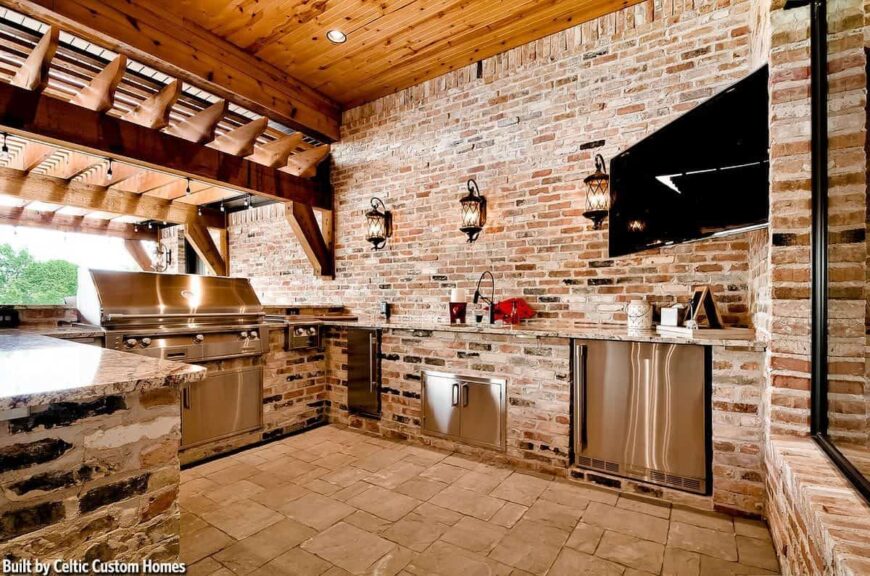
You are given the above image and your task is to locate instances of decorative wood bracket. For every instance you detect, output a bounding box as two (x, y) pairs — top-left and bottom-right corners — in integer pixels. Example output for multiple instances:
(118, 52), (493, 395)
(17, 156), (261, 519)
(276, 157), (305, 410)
(285, 202), (334, 278)
(123, 239), (155, 271)
(10, 26), (58, 92)
(184, 220), (228, 276)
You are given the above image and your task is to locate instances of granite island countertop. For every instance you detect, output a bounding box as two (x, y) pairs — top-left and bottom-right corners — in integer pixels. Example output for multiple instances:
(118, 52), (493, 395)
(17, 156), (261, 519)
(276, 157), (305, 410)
(0, 330), (206, 411)
(319, 319), (767, 350)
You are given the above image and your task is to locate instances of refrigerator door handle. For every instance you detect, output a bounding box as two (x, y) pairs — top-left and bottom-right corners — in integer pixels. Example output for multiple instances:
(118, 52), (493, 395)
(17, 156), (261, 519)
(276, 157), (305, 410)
(451, 383), (460, 406)
(575, 343), (588, 450)
(462, 384), (469, 407)
(369, 333), (375, 393)
(182, 386), (190, 410)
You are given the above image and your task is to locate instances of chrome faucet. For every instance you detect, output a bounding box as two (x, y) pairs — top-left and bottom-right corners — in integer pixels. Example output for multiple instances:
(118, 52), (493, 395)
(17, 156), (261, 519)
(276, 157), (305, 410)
(473, 271), (496, 324)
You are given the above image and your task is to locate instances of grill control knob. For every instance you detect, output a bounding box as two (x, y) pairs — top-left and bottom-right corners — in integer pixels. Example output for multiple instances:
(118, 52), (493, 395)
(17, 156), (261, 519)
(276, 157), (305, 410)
(141, 337), (152, 347)
(295, 327), (305, 336)
(307, 327), (317, 336)
(193, 334), (204, 343)
(240, 331), (249, 339)
(249, 330), (259, 340)
(124, 338), (137, 348)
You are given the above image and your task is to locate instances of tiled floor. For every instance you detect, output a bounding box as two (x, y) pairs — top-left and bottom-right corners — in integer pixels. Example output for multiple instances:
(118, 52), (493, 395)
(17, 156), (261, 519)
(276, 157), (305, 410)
(180, 425), (780, 576)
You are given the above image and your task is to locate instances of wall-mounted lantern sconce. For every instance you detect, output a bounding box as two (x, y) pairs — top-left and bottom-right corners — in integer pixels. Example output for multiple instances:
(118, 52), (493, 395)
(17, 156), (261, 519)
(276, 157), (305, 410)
(459, 179), (487, 242)
(365, 197), (392, 250)
(583, 154), (610, 230)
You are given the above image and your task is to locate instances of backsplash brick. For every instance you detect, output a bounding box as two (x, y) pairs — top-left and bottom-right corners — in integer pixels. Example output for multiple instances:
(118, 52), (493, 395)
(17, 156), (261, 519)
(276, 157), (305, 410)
(227, 0), (764, 329)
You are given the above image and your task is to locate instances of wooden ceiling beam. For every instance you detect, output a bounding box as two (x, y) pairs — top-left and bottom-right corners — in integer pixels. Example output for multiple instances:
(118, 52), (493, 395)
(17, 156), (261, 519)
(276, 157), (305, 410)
(8, 0), (341, 142)
(0, 166), (225, 228)
(121, 79), (181, 130)
(9, 25), (57, 91)
(0, 204), (158, 240)
(184, 220), (227, 276)
(0, 81), (331, 209)
(10, 141), (55, 172)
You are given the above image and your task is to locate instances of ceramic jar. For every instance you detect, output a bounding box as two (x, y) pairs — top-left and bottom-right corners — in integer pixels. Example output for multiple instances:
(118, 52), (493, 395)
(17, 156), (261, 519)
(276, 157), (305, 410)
(626, 298), (653, 332)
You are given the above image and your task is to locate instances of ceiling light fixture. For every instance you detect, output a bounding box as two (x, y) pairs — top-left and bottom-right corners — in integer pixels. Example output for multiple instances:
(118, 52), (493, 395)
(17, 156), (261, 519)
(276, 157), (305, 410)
(326, 29), (347, 44)
(1, 132), (8, 156)
(185, 177), (191, 195)
(106, 158), (113, 179)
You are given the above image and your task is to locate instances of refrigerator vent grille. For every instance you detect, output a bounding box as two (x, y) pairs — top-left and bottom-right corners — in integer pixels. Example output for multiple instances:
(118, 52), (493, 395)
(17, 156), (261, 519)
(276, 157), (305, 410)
(650, 470), (702, 491)
(578, 456), (620, 473)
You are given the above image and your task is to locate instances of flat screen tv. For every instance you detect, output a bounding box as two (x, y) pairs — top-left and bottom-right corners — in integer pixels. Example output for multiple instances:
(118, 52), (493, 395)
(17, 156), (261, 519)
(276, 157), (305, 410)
(608, 66), (769, 258)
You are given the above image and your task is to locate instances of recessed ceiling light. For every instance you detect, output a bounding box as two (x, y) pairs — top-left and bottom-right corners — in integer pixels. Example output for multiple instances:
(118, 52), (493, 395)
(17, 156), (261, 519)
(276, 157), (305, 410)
(326, 29), (347, 44)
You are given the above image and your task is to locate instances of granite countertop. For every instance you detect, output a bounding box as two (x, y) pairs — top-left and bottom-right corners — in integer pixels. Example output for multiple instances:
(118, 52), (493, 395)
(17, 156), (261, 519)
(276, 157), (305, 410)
(21, 324), (106, 339)
(321, 320), (767, 350)
(0, 330), (206, 410)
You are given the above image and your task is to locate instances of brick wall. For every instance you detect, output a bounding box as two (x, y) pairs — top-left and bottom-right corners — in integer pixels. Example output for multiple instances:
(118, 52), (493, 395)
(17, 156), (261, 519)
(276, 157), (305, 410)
(228, 0), (765, 330)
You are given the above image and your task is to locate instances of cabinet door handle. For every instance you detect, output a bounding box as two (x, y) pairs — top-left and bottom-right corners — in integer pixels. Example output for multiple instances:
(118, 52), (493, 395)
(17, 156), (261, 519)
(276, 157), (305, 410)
(462, 384), (469, 407)
(182, 386), (190, 410)
(451, 383), (459, 406)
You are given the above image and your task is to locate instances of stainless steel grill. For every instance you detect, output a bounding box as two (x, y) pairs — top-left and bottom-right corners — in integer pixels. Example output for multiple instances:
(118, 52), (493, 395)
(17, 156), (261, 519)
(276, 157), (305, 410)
(78, 269), (267, 451)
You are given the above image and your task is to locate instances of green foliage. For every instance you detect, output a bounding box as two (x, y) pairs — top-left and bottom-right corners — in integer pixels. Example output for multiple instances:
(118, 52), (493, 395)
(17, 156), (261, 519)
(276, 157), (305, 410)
(0, 244), (77, 305)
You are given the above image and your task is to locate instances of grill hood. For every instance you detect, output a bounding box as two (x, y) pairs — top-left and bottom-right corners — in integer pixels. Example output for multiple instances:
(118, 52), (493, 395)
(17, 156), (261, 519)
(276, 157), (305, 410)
(77, 269), (264, 328)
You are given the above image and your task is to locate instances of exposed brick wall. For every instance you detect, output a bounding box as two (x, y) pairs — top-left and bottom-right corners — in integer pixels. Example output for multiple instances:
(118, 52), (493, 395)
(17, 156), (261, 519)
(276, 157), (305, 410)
(228, 0), (764, 329)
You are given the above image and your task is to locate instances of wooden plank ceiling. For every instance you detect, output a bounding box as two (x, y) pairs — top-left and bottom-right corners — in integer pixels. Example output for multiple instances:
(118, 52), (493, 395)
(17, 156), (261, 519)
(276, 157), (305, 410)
(15, 0), (643, 108)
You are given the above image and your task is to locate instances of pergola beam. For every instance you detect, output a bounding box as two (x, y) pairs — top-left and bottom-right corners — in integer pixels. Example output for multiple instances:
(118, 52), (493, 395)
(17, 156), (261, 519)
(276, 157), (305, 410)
(0, 204), (158, 240)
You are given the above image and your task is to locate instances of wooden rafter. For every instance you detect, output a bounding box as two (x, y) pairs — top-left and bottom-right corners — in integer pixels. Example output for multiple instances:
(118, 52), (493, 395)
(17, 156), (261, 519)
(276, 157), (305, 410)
(0, 167), (224, 228)
(121, 79), (181, 129)
(285, 202), (334, 278)
(208, 117), (268, 157)
(283, 145), (331, 179)
(164, 99), (227, 144)
(9, 26), (57, 91)
(0, 204), (157, 240)
(248, 133), (303, 169)
(0, 81), (331, 209)
(7, 0), (341, 142)
(9, 141), (54, 172)
(69, 53), (127, 112)
(123, 239), (154, 270)
(184, 220), (226, 276)
(42, 151), (101, 180)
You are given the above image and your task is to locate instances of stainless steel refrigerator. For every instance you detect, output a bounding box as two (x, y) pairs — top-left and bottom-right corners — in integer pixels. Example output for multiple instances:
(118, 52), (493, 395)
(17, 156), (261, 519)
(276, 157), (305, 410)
(572, 339), (711, 494)
(347, 327), (381, 418)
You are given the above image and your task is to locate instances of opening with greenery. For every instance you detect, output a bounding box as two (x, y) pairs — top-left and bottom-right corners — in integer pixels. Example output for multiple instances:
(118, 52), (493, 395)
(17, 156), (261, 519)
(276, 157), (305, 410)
(0, 244), (78, 305)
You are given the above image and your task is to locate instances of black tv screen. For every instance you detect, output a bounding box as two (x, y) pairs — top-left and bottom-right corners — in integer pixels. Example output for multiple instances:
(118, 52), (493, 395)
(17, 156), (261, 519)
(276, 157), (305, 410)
(609, 66), (769, 258)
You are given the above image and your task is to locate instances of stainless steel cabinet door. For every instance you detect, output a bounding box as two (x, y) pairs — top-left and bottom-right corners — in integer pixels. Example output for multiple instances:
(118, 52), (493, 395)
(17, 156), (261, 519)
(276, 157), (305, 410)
(348, 328), (380, 417)
(422, 372), (461, 438)
(460, 380), (504, 450)
(182, 366), (263, 448)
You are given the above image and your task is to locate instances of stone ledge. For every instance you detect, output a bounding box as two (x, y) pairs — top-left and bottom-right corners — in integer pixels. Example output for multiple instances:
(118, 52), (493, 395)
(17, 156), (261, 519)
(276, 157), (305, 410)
(765, 436), (870, 576)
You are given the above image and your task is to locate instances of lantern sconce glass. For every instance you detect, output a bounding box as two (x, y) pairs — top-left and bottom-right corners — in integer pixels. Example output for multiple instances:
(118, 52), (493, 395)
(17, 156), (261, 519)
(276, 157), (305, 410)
(459, 179), (487, 243)
(365, 197), (392, 250)
(583, 153), (610, 230)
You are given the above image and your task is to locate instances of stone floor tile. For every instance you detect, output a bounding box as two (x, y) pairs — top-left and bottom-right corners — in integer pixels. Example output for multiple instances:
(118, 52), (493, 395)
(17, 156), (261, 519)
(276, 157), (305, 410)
(523, 498), (584, 531)
(214, 518), (317, 574)
(671, 507), (734, 533)
(331, 482), (372, 502)
(341, 441), (384, 460)
(181, 511), (209, 535)
(366, 461), (426, 489)
(381, 513), (447, 551)
(430, 485), (506, 521)
(354, 449), (407, 472)
(201, 499), (284, 540)
(698, 555), (778, 575)
(736, 535), (779, 571)
(583, 502), (670, 544)
(250, 483), (311, 511)
(343, 510), (394, 533)
(186, 557), (224, 576)
(565, 522), (605, 555)
(321, 467), (372, 489)
(247, 470), (293, 490)
(489, 502), (528, 528)
(180, 493), (222, 516)
(441, 454), (481, 470)
(538, 481), (595, 508)
(595, 530), (665, 573)
(400, 445), (449, 467)
(394, 477), (447, 501)
(347, 485), (421, 521)
(420, 462), (469, 484)
(258, 458), (322, 481)
(667, 521), (738, 561)
(208, 463), (260, 485)
(323, 567), (352, 576)
(313, 452), (359, 471)
(181, 526), (234, 564)
(453, 470), (508, 494)
(662, 547), (701, 576)
(203, 479), (265, 505)
(302, 522), (396, 574)
(232, 451), (269, 467)
(250, 547), (332, 576)
(365, 545), (415, 576)
(195, 457), (237, 476)
(413, 502), (464, 526)
(733, 517), (772, 541)
(305, 478), (344, 496)
(184, 477), (221, 496)
(280, 493), (355, 531)
(407, 541), (511, 576)
(616, 494), (671, 519)
(488, 473), (550, 506)
(181, 467), (203, 482)
(440, 515), (507, 553)
(488, 519), (569, 574)
(546, 548), (624, 576)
